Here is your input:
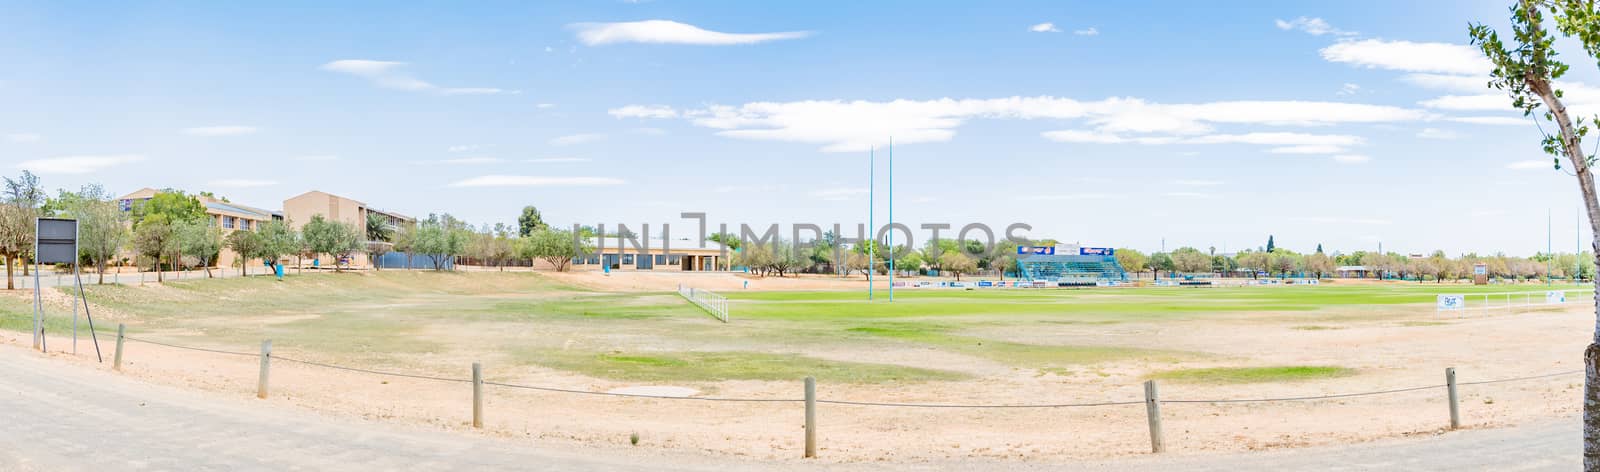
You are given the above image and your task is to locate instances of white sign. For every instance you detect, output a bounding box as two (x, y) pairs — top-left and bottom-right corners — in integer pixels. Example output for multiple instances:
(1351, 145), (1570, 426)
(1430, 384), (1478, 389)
(1437, 294), (1466, 311)
(1547, 290), (1567, 304)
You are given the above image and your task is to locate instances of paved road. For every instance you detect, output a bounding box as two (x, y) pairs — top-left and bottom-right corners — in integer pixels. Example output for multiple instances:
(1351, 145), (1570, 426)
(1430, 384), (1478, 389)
(0, 345), (1578, 471)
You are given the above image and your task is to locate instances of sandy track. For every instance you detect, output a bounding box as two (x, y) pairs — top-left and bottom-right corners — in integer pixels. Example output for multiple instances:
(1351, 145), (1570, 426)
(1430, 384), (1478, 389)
(0, 341), (1577, 471)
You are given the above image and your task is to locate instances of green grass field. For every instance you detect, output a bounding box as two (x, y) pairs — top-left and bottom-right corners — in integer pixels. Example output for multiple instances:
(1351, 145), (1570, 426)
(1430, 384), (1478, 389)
(0, 272), (1583, 385)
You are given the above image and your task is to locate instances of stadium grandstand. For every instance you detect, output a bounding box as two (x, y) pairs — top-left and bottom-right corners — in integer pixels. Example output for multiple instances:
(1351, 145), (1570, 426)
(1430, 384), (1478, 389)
(1016, 244), (1127, 284)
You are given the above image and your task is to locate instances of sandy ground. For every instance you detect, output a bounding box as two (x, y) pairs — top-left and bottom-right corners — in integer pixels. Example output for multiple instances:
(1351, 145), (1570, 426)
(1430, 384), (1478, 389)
(5, 272), (1587, 463)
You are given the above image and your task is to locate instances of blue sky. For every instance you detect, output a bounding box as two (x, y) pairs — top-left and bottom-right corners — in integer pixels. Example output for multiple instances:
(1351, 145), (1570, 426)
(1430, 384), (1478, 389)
(0, 0), (1591, 255)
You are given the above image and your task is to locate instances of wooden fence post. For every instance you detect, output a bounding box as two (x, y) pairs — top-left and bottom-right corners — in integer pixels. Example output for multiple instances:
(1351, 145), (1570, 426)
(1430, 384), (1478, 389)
(1446, 367), (1460, 430)
(257, 340), (271, 399)
(472, 362), (483, 429)
(1144, 380), (1165, 453)
(804, 376), (817, 458)
(113, 324), (125, 371)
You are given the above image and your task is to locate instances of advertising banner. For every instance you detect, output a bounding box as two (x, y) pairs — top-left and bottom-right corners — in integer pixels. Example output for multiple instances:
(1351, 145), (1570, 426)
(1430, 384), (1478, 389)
(1437, 294), (1466, 311)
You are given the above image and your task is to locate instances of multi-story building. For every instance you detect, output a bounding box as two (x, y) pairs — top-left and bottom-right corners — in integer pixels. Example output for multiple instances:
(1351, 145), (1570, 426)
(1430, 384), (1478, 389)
(281, 190), (413, 268)
(117, 188), (279, 268)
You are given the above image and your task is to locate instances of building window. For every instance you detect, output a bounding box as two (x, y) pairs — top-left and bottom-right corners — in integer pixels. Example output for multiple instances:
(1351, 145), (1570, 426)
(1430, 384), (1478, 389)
(223, 216), (235, 229)
(668, 255), (681, 264)
(655, 255), (666, 264)
(621, 254), (634, 265)
(240, 220), (251, 231)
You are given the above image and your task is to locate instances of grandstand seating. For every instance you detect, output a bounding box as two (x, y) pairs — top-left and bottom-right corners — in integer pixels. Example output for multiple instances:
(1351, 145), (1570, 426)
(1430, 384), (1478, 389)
(1017, 253), (1127, 282)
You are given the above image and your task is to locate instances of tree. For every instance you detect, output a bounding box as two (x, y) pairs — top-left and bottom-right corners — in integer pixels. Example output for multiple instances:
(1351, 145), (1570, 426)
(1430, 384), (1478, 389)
(226, 229), (263, 276)
(1304, 252), (1335, 279)
(302, 215), (362, 272)
(256, 220), (299, 275)
(1171, 247), (1211, 274)
(517, 206), (547, 237)
(52, 184), (129, 284)
(391, 220), (416, 270)
(521, 228), (587, 272)
(176, 218), (223, 278)
(940, 251), (977, 281)
(1316, 243), (1324, 254)
(1266, 235), (1276, 253)
(0, 171), (43, 288)
(1147, 252), (1174, 278)
(132, 220), (174, 281)
(1115, 248), (1149, 279)
(366, 212), (395, 270)
(414, 214), (468, 271)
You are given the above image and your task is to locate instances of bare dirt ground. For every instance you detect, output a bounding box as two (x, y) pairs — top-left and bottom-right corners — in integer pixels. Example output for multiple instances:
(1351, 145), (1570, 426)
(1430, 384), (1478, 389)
(3, 272), (1585, 463)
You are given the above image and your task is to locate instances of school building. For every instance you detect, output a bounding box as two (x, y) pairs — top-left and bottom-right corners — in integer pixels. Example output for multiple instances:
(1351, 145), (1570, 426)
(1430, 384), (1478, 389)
(117, 188), (280, 268)
(282, 190), (414, 268)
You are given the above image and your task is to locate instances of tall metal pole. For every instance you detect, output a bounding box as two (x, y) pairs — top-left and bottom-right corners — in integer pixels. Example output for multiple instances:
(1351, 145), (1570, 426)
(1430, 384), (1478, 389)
(888, 137), (894, 302)
(1549, 207), (1553, 285)
(868, 146), (874, 301)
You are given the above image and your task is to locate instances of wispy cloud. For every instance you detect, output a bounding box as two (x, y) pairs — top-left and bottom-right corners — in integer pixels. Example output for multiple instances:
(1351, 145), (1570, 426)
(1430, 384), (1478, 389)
(1020, 193), (1114, 201)
(1029, 22), (1060, 33)
(1506, 159), (1552, 170)
(1445, 116), (1525, 126)
(18, 154), (145, 174)
(1332, 154), (1371, 164)
(439, 157), (505, 165)
(206, 179), (278, 188)
(525, 157), (590, 163)
(550, 133), (605, 146)
(183, 126), (258, 136)
(4, 133), (41, 143)
(1074, 27), (1099, 36)
(448, 144), (484, 153)
(320, 59), (508, 95)
(1320, 39), (1488, 75)
(570, 20), (811, 46)
(809, 187), (868, 201)
(1274, 17), (1356, 36)
(609, 104), (678, 119)
(294, 154), (340, 162)
(448, 175), (625, 187)
(1337, 83), (1361, 96)
(1416, 127), (1460, 140)
(1172, 179), (1224, 186)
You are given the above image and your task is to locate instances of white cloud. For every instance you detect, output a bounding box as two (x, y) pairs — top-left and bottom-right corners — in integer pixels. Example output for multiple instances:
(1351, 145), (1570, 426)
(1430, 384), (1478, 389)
(320, 59), (505, 95)
(1418, 94), (1507, 111)
(1163, 191), (1211, 198)
(536, 103), (556, 109)
(1320, 39), (1489, 74)
(206, 179), (278, 188)
(1274, 17), (1356, 36)
(439, 157), (504, 165)
(1020, 193), (1114, 201)
(1506, 159), (1553, 170)
(1291, 216), (1390, 225)
(810, 187), (868, 201)
(1074, 27), (1099, 36)
(633, 127), (667, 136)
(550, 133), (606, 146)
(1188, 132), (1363, 146)
(665, 96), (1418, 152)
(525, 157), (590, 163)
(1337, 83), (1361, 96)
(4, 133), (41, 143)
(448, 144), (483, 153)
(609, 104), (679, 119)
(440, 87), (505, 96)
(1268, 145), (1347, 154)
(1446, 116), (1526, 126)
(1173, 179), (1224, 186)
(183, 126), (258, 136)
(1029, 22), (1060, 33)
(18, 154), (145, 174)
(448, 175), (625, 187)
(1332, 154), (1371, 164)
(1402, 73), (1486, 92)
(1416, 127), (1460, 140)
(570, 20), (810, 46)
(295, 154), (340, 161)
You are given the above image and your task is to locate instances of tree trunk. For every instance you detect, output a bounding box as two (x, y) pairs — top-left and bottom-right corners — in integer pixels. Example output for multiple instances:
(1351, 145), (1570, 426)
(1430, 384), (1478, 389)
(97, 260), (104, 285)
(4, 254), (12, 290)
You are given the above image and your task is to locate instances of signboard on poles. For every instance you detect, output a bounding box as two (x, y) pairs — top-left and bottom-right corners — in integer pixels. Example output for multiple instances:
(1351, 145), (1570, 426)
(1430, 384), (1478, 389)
(1437, 294), (1466, 311)
(34, 218), (78, 264)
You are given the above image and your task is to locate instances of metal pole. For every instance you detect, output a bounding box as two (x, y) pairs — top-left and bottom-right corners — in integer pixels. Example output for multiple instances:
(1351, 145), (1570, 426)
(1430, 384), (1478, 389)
(888, 137), (894, 302)
(72, 261), (79, 355)
(75, 267), (101, 362)
(868, 147), (874, 301)
(32, 257), (41, 351)
(804, 376), (817, 458)
(1446, 367), (1460, 429)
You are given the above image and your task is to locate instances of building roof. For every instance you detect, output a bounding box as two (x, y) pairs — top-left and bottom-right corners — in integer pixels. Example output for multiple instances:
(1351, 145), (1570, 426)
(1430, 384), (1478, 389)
(205, 201), (273, 219)
(586, 237), (729, 253)
(1336, 265), (1368, 271)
